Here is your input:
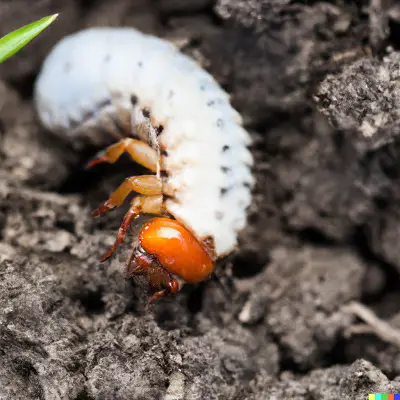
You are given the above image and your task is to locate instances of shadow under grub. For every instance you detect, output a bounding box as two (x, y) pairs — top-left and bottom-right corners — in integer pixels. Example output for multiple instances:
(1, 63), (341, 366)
(8, 71), (37, 100)
(389, 17), (400, 51)
(74, 288), (106, 315)
(186, 282), (206, 314)
(58, 153), (147, 196)
(231, 250), (266, 279)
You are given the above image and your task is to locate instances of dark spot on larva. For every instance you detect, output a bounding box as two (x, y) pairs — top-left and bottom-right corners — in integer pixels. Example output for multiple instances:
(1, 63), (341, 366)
(243, 182), (252, 188)
(104, 54), (111, 63)
(161, 149), (168, 156)
(160, 170), (169, 178)
(142, 108), (150, 118)
(97, 98), (112, 109)
(200, 84), (206, 91)
(222, 145), (230, 152)
(156, 125), (164, 136)
(81, 110), (94, 123)
(220, 187), (228, 196)
(221, 166), (230, 174)
(67, 116), (78, 129)
(131, 94), (138, 105)
(215, 211), (224, 220)
(207, 100), (215, 107)
(216, 119), (224, 128)
(138, 61), (143, 67)
(168, 90), (174, 99)
(64, 62), (72, 73)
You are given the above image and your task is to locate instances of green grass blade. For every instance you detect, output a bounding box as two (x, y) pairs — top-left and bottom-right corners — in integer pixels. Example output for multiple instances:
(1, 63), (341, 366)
(0, 13), (58, 64)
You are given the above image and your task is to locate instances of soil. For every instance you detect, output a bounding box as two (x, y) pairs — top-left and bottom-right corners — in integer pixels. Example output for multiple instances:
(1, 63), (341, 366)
(1, 0), (400, 399)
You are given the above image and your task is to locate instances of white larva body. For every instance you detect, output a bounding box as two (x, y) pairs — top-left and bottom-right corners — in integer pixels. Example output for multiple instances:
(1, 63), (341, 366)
(34, 27), (254, 257)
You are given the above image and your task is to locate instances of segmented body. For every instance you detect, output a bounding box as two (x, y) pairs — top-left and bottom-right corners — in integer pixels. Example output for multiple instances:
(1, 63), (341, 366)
(34, 27), (254, 259)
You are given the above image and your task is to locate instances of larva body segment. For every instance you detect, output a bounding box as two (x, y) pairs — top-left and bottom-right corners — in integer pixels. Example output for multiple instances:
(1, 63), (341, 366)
(35, 27), (254, 297)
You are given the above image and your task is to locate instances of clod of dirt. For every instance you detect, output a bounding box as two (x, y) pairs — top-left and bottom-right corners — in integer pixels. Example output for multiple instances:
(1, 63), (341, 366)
(345, 306), (400, 378)
(239, 246), (365, 370)
(313, 49), (400, 274)
(316, 51), (400, 138)
(0, 256), (86, 399)
(249, 359), (400, 400)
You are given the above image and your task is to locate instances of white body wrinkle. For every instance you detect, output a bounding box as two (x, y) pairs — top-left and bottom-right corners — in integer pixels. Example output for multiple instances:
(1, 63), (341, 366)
(34, 27), (254, 257)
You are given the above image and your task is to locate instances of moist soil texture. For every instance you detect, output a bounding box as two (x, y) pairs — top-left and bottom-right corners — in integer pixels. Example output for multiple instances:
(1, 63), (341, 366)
(1, 0), (400, 399)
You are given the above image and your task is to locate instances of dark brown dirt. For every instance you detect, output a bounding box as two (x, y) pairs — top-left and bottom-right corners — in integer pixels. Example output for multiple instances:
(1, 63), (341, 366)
(1, 0), (400, 399)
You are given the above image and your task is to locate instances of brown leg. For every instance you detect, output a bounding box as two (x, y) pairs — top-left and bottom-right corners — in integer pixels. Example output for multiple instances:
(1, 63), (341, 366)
(87, 138), (158, 172)
(148, 289), (170, 303)
(148, 275), (180, 303)
(101, 194), (163, 262)
(126, 247), (180, 303)
(144, 265), (180, 303)
(132, 265), (180, 303)
(92, 175), (161, 217)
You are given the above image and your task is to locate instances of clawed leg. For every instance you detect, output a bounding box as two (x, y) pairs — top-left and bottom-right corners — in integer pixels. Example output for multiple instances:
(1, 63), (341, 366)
(101, 194), (163, 262)
(92, 175), (161, 217)
(128, 258), (180, 303)
(87, 138), (158, 172)
(148, 274), (180, 303)
(126, 247), (180, 303)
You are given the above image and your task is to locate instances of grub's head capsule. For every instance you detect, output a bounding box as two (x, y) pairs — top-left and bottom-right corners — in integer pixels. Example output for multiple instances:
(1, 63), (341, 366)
(139, 218), (215, 284)
(127, 217), (215, 302)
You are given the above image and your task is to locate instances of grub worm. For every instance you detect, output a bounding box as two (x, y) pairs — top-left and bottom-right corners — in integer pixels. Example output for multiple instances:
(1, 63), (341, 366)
(34, 27), (254, 301)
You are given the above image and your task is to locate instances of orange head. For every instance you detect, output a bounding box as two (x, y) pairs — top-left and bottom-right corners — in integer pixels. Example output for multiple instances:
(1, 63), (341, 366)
(138, 217), (215, 284)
